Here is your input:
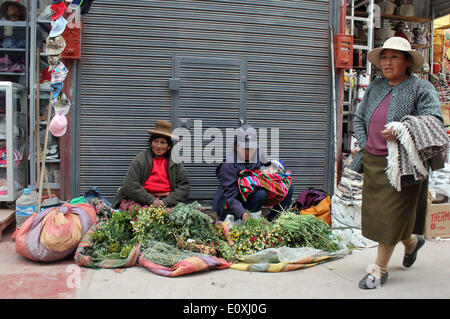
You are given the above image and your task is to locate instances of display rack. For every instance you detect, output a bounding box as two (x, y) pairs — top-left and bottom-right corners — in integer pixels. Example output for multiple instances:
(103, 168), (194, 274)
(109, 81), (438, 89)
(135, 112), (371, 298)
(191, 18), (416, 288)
(0, 81), (28, 203)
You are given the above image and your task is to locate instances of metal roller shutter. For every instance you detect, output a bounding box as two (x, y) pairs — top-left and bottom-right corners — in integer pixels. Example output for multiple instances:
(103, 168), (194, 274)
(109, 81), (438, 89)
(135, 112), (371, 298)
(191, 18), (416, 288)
(78, 0), (332, 204)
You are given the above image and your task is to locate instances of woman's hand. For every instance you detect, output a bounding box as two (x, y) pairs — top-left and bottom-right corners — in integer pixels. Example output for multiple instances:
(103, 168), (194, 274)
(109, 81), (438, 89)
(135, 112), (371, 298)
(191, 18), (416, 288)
(351, 146), (361, 156)
(242, 212), (251, 222)
(152, 198), (165, 207)
(380, 128), (397, 141)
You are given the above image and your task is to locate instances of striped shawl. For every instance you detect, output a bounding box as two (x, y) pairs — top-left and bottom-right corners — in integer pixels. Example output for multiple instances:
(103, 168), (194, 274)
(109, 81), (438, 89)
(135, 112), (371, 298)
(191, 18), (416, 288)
(385, 115), (449, 191)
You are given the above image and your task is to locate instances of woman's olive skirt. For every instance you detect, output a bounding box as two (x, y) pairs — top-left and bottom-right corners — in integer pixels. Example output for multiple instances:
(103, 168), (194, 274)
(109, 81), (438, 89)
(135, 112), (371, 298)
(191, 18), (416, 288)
(361, 150), (428, 246)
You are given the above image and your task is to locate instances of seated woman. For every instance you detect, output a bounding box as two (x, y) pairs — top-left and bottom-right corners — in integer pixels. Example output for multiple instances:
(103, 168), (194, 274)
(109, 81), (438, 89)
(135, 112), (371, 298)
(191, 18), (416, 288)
(212, 124), (294, 222)
(113, 120), (190, 212)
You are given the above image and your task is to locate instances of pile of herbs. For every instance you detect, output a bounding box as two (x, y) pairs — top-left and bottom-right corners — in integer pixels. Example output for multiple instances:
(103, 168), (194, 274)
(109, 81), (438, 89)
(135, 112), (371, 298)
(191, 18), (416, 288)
(85, 210), (138, 260)
(84, 202), (341, 265)
(227, 209), (341, 260)
(140, 240), (206, 268)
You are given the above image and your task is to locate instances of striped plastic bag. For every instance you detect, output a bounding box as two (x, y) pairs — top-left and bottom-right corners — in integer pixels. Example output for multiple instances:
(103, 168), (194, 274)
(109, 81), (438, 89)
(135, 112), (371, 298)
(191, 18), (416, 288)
(12, 203), (96, 262)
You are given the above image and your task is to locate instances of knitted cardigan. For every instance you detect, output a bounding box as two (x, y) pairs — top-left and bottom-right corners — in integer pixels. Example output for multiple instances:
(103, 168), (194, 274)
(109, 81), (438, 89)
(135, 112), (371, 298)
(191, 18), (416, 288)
(112, 149), (190, 208)
(350, 74), (443, 173)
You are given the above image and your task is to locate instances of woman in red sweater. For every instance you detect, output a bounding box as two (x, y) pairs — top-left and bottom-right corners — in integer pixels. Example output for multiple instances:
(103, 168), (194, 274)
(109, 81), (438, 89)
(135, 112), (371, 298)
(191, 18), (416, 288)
(113, 121), (190, 212)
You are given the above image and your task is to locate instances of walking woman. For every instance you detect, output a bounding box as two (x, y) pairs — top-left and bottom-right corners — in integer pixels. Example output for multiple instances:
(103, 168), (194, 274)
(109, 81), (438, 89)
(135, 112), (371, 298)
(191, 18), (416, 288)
(351, 37), (446, 289)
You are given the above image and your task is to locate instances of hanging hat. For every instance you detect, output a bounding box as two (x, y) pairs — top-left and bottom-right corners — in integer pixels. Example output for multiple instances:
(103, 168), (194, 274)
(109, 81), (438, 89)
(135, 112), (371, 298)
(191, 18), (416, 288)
(50, 1), (66, 21)
(367, 37), (424, 73)
(69, 0), (84, 9)
(50, 61), (69, 84)
(0, 1), (27, 21)
(51, 82), (64, 99)
(51, 0), (64, 3)
(52, 93), (71, 116)
(49, 113), (67, 137)
(49, 16), (68, 38)
(46, 36), (66, 55)
(147, 120), (178, 140)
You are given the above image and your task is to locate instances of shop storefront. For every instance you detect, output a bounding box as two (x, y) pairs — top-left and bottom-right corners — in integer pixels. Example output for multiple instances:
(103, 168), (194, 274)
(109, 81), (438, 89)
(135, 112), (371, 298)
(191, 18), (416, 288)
(74, 0), (337, 204)
(0, 0), (448, 207)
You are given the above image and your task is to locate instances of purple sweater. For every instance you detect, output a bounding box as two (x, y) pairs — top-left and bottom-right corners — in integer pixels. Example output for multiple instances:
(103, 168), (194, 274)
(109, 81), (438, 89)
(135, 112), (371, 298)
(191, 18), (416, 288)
(365, 93), (391, 156)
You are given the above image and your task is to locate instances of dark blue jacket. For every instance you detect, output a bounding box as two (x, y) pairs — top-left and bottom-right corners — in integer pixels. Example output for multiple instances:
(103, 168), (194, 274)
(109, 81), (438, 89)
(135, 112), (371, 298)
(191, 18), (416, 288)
(215, 149), (267, 219)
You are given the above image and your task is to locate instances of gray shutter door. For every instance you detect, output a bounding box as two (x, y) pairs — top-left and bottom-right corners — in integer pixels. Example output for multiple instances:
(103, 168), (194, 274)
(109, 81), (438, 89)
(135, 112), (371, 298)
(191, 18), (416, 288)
(79, 0), (332, 204)
(170, 56), (247, 200)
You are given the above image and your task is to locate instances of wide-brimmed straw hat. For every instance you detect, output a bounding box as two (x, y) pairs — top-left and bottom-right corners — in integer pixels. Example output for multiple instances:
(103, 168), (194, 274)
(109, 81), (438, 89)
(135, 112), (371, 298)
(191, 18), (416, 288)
(147, 120), (178, 140)
(368, 37), (424, 73)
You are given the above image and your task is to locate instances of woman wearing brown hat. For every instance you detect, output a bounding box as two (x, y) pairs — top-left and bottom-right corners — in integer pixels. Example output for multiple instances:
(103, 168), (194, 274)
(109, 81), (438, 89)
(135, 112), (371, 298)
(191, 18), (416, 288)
(351, 37), (445, 289)
(112, 120), (190, 212)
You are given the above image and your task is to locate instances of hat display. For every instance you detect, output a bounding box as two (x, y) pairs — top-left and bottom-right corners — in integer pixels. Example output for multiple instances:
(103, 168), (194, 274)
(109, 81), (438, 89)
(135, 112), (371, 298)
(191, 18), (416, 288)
(49, 113), (67, 137)
(50, 1), (66, 21)
(51, 82), (64, 99)
(235, 124), (258, 149)
(50, 61), (68, 84)
(367, 37), (424, 73)
(49, 16), (68, 38)
(0, 0), (27, 21)
(52, 93), (71, 116)
(147, 120), (178, 140)
(46, 36), (66, 55)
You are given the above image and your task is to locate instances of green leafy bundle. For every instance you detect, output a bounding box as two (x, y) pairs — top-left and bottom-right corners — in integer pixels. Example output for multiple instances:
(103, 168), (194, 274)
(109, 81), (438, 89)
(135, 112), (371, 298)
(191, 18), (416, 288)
(86, 211), (137, 260)
(140, 240), (205, 268)
(169, 202), (220, 245)
(273, 211), (341, 252)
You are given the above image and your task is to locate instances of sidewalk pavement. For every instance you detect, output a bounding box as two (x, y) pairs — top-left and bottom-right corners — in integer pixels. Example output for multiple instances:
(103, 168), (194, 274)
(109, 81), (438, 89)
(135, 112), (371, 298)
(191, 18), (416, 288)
(1, 222), (449, 300)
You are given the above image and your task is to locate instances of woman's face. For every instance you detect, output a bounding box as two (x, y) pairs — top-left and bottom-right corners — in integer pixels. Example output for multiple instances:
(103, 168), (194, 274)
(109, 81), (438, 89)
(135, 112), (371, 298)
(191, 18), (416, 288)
(236, 146), (257, 162)
(151, 137), (171, 157)
(380, 49), (412, 85)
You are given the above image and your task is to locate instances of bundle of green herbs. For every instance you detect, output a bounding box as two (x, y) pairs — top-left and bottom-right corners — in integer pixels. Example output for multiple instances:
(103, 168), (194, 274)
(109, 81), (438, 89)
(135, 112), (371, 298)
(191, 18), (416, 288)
(227, 209), (341, 260)
(273, 210), (341, 252)
(140, 240), (206, 268)
(169, 202), (221, 245)
(86, 210), (138, 260)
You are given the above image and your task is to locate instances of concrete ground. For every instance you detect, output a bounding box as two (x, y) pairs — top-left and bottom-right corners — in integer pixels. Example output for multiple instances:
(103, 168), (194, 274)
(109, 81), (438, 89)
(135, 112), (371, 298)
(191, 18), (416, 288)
(1, 222), (449, 300)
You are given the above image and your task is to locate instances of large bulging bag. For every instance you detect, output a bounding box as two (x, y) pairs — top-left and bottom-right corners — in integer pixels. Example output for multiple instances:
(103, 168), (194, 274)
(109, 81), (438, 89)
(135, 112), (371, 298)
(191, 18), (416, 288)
(295, 188), (331, 226)
(12, 203), (96, 262)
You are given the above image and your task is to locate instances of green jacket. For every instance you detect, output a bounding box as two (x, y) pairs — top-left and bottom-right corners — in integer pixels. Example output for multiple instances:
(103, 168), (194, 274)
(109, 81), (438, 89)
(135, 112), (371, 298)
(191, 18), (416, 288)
(112, 149), (190, 208)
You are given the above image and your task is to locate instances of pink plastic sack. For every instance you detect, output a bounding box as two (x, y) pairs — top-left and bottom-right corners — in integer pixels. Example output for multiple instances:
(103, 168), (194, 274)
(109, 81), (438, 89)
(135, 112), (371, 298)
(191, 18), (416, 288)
(12, 203), (96, 262)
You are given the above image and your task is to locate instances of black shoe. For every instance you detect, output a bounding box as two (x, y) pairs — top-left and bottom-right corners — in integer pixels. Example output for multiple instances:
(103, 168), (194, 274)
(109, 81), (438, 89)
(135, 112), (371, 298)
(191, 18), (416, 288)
(359, 272), (388, 289)
(403, 236), (425, 268)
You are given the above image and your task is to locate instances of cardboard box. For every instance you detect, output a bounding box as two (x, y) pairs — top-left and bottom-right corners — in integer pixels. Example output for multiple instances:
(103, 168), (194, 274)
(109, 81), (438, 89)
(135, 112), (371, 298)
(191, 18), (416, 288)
(424, 198), (450, 239)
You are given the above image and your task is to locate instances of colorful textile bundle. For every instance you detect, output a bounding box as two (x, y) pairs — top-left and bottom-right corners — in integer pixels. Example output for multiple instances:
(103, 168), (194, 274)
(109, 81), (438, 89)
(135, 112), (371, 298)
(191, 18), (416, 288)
(386, 114), (449, 191)
(237, 169), (292, 206)
(137, 255), (231, 277)
(12, 203), (96, 262)
(231, 255), (334, 272)
(229, 246), (347, 272)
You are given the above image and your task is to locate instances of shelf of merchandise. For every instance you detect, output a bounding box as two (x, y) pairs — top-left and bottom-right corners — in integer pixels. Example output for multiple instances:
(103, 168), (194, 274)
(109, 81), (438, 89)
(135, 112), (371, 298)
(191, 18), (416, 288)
(0, 82), (28, 202)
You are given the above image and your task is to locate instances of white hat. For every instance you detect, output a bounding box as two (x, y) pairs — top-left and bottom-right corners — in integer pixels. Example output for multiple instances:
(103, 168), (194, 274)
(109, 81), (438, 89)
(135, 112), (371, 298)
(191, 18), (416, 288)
(367, 37), (424, 73)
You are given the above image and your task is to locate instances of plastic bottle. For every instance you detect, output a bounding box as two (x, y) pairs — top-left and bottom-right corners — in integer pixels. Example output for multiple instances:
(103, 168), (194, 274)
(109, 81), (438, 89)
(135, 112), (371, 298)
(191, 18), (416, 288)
(15, 188), (38, 228)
